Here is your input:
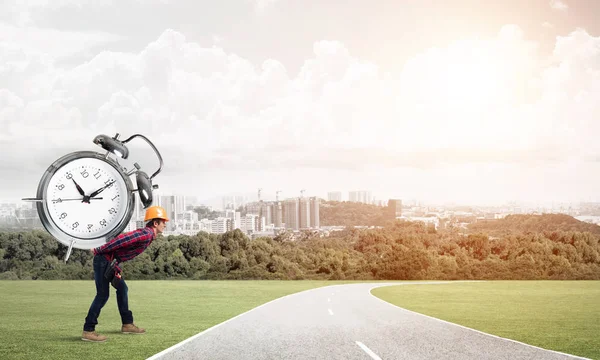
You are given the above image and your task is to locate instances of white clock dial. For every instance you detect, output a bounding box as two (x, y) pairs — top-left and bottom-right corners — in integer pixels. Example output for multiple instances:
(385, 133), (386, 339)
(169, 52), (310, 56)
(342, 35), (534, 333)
(44, 157), (129, 239)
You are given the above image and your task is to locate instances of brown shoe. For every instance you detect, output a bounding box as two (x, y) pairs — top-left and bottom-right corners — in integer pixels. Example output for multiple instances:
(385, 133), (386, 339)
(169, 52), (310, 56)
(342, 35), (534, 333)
(82, 331), (107, 342)
(121, 323), (145, 334)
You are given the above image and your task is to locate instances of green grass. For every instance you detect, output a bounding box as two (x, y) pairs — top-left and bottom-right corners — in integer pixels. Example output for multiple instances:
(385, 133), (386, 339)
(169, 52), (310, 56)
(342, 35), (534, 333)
(0, 280), (356, 360)
(372, 281), (600, 360)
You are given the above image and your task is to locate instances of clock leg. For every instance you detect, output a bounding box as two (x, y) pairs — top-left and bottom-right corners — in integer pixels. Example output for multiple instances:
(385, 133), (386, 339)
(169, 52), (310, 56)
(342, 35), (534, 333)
(65, 240), (76, 262)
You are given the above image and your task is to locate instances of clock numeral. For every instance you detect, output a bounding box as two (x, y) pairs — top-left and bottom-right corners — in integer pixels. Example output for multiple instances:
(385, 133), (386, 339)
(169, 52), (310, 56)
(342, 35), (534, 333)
(56, 184), (65, 190)
(87, 224), (93, 230)
(65, 172), (73, 180)
(108, 207), (117, 214)
(72, 222), (79, 230)
(59, 212), (67, 219)
(111, 194), (119, 201)
(93, 171), (101, 179)
(100, 219), (107, 227)
(104, 179), (114, 187)
(53, 198), (63, 203)
(80, 169), (89, 178)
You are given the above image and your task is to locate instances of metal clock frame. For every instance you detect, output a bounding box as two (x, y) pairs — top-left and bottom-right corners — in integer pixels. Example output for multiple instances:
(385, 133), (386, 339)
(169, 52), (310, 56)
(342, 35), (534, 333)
(35, 151), (135, 258)
(24, 132), (163, 262)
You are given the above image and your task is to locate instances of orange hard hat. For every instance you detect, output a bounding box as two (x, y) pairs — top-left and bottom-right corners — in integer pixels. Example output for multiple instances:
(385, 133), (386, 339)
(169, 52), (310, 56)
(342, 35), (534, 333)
(144, 206), (169, 221)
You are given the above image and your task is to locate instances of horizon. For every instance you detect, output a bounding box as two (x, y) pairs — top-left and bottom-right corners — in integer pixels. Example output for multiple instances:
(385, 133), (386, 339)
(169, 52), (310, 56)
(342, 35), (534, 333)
(2, 189), (597, 210)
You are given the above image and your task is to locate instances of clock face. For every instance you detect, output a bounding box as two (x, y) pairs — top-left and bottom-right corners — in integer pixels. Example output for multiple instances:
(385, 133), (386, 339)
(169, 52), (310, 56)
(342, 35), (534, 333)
(44, 156), (130, 240)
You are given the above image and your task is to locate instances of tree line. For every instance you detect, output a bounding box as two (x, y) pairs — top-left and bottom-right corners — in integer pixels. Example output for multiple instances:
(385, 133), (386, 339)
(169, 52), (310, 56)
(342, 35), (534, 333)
(468, 213), (600, 236)
(1, 214), (598, 281)
(319, 201), (391, 227)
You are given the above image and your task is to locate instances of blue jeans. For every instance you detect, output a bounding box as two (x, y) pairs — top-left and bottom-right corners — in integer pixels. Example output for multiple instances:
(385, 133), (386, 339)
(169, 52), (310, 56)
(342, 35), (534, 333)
(83, 254), (133, 331)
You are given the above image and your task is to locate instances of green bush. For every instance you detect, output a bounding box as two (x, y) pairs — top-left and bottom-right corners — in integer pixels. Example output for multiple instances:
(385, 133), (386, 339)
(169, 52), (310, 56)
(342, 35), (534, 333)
(0, 271), (19, 280)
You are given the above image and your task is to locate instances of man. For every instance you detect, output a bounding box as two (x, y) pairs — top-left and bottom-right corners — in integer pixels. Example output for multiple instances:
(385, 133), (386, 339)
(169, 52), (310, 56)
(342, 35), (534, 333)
(81, 205), (169, 342)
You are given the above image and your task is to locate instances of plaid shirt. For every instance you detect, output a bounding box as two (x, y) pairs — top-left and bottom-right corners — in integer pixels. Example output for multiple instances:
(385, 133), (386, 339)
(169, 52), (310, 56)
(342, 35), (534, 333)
(93, 227), (155, 271)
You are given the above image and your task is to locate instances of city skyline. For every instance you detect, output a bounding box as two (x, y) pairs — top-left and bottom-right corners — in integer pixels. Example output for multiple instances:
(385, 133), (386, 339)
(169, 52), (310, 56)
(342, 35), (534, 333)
(5, 188), (599, 236)
(2, 1), (600, 206)
(5, 185), (599, 210)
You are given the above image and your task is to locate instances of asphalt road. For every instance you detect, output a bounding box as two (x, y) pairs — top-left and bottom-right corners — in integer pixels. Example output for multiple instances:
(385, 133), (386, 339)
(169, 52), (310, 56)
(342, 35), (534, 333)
(147, 282), (589, 360)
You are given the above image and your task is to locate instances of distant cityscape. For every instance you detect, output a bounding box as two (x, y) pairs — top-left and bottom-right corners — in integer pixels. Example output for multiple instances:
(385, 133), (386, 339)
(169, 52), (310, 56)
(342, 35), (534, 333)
(2, 188), (600, 240)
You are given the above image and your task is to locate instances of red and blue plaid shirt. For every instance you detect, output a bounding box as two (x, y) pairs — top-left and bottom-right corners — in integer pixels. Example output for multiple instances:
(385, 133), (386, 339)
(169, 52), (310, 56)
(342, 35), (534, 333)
(93, 226), (155, 270)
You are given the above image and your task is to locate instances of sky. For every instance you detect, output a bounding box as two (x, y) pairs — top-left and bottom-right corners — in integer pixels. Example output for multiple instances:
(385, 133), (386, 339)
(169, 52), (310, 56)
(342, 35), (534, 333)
(1, 0), (599, 208)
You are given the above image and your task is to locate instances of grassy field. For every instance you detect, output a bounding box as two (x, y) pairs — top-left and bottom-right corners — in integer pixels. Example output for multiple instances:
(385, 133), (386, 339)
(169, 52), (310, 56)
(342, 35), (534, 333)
(372, 281), (600, 360)
(0, 280), (597, 360)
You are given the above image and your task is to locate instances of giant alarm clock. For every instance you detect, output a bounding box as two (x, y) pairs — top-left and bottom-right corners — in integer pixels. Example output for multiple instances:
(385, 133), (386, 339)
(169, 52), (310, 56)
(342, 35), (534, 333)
(23, 133), (163, 262)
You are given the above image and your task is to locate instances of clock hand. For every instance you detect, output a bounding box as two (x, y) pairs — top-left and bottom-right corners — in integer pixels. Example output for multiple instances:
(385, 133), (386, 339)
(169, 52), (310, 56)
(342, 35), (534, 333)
(71, 178), (85, 196)
(52, 197), (103, 203)
(88, 180), (116, 199)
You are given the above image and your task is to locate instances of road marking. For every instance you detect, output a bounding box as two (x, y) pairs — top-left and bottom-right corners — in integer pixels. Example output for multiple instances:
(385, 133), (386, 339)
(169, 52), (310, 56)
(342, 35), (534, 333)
(328, 308), (333, 315)
(356, 341), (382, 360)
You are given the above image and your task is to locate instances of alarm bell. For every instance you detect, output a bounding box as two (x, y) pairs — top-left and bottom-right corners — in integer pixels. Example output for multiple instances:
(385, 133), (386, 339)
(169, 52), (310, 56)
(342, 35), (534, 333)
(134, 164), (160, 208)
(94, 132), (163, 209)
(93, 133), (130, 159)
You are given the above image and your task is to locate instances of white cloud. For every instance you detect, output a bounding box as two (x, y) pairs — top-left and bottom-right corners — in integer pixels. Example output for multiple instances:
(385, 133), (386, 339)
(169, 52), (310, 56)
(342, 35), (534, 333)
(394, 25), (544, 151)
(550, 0), (568, 11)
(2, 23), (600, 203)
(3, 25), (597, 156)
(0, 22), (123, 83)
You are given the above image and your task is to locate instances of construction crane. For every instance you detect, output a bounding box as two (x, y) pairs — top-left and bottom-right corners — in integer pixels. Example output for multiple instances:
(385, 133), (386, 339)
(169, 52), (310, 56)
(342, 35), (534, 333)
(276, 190), (281, 202)
(258, 188), (262, 202)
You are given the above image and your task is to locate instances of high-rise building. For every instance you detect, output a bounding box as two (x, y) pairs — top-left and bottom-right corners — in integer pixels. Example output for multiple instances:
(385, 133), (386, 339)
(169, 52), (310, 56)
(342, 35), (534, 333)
(273, 202), (283, 228)
(241, 214), (259, 233)
(134, 193), (144, 221)
(182, 210), (199, 222)
(212, 217), (232, 234)
(246, 202), (262, 215)
(151, 189), (162, 207)
(222, 196), (247, 210)
(281, 196), (320, 230)
(349, 191), (372, 204)
(158, 195), (186, 230)
(235, 211), (241, 230)
(299, 197), (311, 229)
(175, 195), (186, 217)
(283, 198), (300, 230)
(160, 195), (175, 220)
(246, 201), (270, 230)
(388, 199), (402, 219)
(328, 191), (342, 202)
(223, 209), (234, 231)
(264, 204), (273, 226)
(310, 197), (320, 228)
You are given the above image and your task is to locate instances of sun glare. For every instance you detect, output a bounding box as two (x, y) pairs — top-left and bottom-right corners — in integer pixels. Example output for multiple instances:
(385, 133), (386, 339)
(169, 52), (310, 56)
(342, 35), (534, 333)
(396, 36), (524, 150)
(444, 51), (504, 110)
